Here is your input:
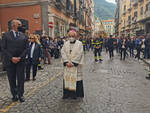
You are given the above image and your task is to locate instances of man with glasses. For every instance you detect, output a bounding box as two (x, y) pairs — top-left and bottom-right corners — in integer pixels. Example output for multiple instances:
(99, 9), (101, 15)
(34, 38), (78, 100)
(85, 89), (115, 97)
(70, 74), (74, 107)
(2, 19), (28, 102)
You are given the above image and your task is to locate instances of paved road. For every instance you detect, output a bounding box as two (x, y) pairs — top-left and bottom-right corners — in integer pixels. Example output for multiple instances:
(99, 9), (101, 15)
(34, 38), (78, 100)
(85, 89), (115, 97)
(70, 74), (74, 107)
(1, 51), (150, 113)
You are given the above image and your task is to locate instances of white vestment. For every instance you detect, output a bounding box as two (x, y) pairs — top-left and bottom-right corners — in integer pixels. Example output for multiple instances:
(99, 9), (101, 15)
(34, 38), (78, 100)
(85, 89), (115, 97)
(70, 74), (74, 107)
(61, 40), (84, 91)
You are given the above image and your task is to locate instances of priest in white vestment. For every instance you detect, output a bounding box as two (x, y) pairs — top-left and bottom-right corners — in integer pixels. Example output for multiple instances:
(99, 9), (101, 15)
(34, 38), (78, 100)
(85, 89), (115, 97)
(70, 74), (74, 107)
(61, 30), (84, 99)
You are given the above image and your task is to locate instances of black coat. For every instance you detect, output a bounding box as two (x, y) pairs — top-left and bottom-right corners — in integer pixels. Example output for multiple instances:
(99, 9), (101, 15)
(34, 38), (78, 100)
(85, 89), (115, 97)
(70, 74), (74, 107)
(26, 43), (42, 65)
(1, 31), (29, 68)
(129, 40), (135, 49)
(107, 38), (114, 50)
(120, 40), (128, 49)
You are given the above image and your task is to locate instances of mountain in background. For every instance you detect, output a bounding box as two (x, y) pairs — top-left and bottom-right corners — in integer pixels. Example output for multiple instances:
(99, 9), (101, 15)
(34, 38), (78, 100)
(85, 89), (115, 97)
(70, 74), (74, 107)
(94, 0), (116, 20)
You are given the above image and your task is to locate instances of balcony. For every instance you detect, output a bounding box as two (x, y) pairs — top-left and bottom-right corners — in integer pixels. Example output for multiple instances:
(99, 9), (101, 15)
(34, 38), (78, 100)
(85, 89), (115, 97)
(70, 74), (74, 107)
(127, 20), (131, 26)
(133, 0), (138, 7)
(122, 11), (126, 15)
(55, 0), (65, 9)
(66, 0), (73, 17)
(137, 15), (145, 22)
(145, 11), (150, 18)
(137, 11), (150, 22)
(66, 9), (73, 17)
(131, 17), (137, 24)
(128, 7), (132, 12)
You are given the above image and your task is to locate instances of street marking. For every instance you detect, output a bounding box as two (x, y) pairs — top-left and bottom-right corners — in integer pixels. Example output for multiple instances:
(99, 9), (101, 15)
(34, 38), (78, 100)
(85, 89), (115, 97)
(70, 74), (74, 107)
(0, 72), (63, 113)
(0, 102), (17, 113)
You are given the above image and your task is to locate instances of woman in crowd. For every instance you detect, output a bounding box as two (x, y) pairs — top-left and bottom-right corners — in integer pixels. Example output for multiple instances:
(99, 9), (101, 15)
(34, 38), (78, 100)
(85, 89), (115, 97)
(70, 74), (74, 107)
(36, 34), (44, 70)
(25, 34), (42, 81)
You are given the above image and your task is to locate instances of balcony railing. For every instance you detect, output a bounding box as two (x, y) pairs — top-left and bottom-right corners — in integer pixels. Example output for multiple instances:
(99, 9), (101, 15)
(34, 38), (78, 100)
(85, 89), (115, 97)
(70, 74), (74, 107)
(133, 0), (138, 7)
(122, 11), (126, 15)
(55, 0), (65, 9)
(139, 0), (144, 2)
(128, 7), (132, 12)
(66, 0), (73, 17)
(137, 11), (150, 22)
(145, 11), (150, 18)
(137, 15), (145, 22)
(131, 17), (137, 24)
(127, 20), (131, 26)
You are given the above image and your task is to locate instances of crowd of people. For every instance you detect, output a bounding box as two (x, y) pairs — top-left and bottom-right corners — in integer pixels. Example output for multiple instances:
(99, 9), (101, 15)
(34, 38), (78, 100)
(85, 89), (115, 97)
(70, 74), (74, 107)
(77, 33), (150, 62)
(104, 34), (150, 61)
(0, 19), (86, 102)
(1, 19), (150, 102)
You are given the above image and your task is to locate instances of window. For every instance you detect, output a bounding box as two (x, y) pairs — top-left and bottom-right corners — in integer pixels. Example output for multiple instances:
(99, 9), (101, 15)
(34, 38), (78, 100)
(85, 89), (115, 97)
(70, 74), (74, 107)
(128, 16), (131, 21)
(140, 7), (143, 15)
(146, 2), (150, 12)
(124, 5), (126, 11)
(134, 11), (137, 17)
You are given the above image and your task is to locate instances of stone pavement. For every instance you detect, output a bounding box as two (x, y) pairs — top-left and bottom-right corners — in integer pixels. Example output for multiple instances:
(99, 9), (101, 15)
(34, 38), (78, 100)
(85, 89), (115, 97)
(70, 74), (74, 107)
(0, 58), (63, 113)
(1, 51), (150, 113)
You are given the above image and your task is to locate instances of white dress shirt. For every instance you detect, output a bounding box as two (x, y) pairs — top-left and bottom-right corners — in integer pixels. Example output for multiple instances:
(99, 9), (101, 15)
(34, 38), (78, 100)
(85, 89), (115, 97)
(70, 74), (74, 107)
(26, 42), (35, 58)
(30, 42), (35, 58)
(12, 30), (19, 38)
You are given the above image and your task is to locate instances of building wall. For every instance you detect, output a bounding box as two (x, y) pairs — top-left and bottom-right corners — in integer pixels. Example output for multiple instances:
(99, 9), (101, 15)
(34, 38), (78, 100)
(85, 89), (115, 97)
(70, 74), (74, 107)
(0, 0), (95, 37)
(117, 0), (150, 37)
(0, 0), (34, 4)
(102, 19), (115, 36)
(50, 6), (73, 23)
(48, 6), (74, 37)
(0, 4), (42, 33)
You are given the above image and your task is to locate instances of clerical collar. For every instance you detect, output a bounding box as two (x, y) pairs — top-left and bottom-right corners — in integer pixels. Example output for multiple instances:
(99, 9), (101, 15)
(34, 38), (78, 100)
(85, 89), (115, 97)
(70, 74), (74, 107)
(70, 40), (76, 44)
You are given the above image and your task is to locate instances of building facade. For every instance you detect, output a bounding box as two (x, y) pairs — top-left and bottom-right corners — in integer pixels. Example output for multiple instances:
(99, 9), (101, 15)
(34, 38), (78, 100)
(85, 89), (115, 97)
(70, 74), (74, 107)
(0, 0), (95, 37)
(115, 0), (121, 36)
(102, 19), (115, 36)
(115, 0), (150, 37)
(94, 18), (108, 38)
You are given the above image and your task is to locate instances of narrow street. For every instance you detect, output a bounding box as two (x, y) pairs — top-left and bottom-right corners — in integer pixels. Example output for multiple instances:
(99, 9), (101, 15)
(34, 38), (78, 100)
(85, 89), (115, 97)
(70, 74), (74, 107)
(1, 51), (150, 113)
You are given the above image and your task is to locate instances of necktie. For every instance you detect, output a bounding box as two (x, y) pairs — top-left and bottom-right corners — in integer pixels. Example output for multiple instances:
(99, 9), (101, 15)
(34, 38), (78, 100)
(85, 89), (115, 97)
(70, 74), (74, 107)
(15, 32), (19, 38)
(30, 42), (33, 48)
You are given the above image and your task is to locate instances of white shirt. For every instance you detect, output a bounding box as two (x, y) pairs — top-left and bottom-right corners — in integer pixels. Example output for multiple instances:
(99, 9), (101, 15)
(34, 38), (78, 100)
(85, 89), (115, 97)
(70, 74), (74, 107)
(26, 42), (35, 58)
(30, 42), (35, 58)
(12, 30), (19, 38)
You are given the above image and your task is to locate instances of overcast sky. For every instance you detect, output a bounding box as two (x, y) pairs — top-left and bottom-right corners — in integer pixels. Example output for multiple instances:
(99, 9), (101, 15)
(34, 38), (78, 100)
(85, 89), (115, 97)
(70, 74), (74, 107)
(105, 0), (116, 4)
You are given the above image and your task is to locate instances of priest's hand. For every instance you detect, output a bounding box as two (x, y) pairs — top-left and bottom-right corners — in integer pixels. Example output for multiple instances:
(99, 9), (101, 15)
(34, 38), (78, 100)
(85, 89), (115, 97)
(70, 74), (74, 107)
(66, 62), (74, 67)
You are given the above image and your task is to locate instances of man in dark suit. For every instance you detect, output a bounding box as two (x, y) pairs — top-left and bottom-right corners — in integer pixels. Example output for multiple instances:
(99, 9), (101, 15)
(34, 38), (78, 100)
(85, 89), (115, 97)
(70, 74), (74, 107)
(107, 35), (114, 59)
(1, 20), (28, 102)
(25, 34), (42, 81)
(120, 38), (128, 60)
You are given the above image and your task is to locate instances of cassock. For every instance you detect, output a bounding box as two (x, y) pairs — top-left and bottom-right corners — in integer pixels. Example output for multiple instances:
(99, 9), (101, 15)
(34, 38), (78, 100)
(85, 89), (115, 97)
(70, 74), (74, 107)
(61, 40), (84, 99)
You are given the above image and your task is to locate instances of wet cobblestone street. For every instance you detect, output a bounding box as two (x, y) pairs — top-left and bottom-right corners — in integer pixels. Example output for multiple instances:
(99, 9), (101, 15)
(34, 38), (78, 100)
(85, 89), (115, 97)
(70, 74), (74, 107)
(1, 51), (150, 113)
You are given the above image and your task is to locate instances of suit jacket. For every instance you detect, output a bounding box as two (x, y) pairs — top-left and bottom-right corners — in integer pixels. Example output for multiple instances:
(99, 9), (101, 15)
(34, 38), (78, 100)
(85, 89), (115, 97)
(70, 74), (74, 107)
(120, 40), (128, 49)
(26, 43), (42, 65)
(1, 31), (29, 67)
(129, 40), (135, 49)
(107, 38), (114, 50)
